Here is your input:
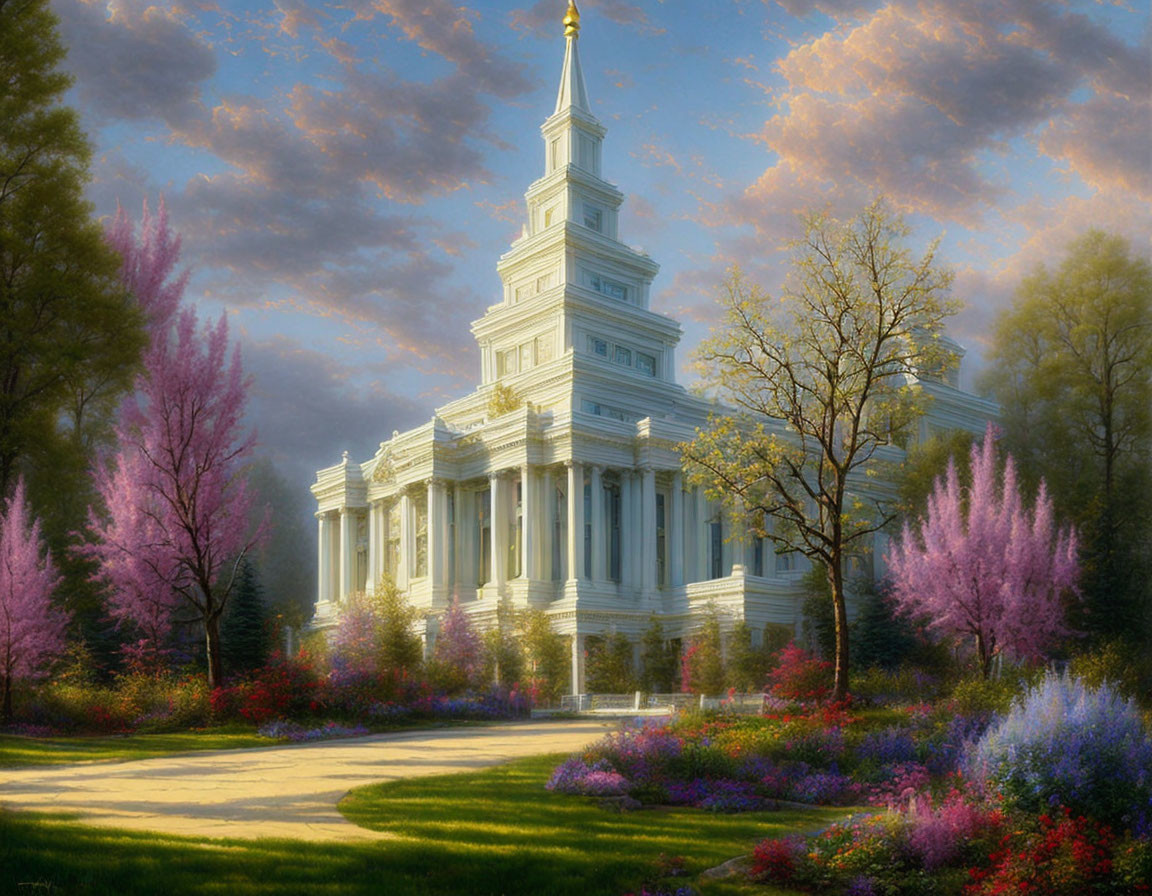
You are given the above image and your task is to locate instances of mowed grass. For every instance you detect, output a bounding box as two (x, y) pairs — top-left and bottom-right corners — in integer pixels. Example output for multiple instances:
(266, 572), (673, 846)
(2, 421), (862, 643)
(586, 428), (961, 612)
(0, 728), (275, 767)
(0, 753), (847, 895)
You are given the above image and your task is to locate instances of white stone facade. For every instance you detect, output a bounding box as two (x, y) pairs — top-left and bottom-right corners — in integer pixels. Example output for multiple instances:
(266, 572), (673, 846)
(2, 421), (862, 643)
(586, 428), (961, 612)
(309, 9), (997, 692)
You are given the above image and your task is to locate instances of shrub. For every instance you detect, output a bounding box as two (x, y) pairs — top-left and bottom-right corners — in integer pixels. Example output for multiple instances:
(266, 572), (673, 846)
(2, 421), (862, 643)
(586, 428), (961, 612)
(968, 672), (1152, 828)
(965, 809), (1115, 896)
(766, 642), (831, 702)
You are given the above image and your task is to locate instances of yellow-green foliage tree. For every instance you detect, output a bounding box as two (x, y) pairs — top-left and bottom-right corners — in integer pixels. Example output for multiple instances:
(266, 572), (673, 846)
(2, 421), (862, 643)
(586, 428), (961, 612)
(985, 231), (1152, 642)
(683, 201), (957, 701)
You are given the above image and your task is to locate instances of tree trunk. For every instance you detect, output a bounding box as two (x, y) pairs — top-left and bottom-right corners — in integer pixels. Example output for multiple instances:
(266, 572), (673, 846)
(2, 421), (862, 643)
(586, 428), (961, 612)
(828, 562), (850, 702)
(205, 612), (223, 690)
(1, 674), (11, 725)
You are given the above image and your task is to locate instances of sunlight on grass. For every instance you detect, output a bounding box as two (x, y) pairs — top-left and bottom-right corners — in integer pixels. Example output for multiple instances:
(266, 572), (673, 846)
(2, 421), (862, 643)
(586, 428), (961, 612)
(1, 752), (848, 895)
(0, 729), (274, 767)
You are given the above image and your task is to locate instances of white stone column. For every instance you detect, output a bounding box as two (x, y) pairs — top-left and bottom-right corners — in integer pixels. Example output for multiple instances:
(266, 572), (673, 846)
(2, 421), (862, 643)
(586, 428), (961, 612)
(566, 461), (584, 581)
(570, 632), (585, 695)
(641, 467), (657, 593)
(671, 472), (684, 587)
(695, 487), (709, 581)
(490, 472), (506, 588)
(339, 508), (354, 600)
(427, 479), (442, 587)
(590, 464), (605, 581)
(317, 515), (332, 604)
(398, 492), (412, 589)
(520, 464), (535, 580)
(620, 471), (633, 588)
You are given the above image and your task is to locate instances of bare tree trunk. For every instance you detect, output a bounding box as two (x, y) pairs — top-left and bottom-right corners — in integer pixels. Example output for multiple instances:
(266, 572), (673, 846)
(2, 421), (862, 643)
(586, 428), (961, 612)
(205, 612), (223, 690)
(829, 562), (850, 702)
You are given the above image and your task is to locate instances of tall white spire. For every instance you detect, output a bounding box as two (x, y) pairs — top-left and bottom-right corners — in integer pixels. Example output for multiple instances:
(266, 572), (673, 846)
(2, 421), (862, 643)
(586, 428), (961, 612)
(554, 1), (591, 115)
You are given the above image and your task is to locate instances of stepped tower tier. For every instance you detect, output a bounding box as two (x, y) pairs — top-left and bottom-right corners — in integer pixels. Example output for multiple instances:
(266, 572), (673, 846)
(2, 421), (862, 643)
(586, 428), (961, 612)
(471, 1), (679, 415)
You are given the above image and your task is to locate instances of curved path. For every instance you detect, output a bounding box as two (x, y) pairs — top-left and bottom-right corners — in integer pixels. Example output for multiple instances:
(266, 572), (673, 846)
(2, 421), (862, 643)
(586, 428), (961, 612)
(0, 718), (615, 842)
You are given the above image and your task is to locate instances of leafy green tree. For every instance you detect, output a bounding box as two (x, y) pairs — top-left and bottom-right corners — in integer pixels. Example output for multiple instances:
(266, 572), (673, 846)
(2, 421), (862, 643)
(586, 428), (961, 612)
(681, 604), (727, 696)
(985, 231), (1152, 641)
(221, 559), (268, 676)
(726, 620), (767, 692)
(244, 459), (314, 630)
(852, 579), (918, 670)
(0, 0), (144, 499)
(639, 615), (677, 693)
(683, 201), (956, 701)
(585, 632), (636, 693)
(481, 598), (523, 689)
(518, 608), (569, 705)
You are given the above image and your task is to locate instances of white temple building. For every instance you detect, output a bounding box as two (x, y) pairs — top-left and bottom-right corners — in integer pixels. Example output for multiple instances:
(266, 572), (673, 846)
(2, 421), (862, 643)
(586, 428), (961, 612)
(310, 3), (997, 692)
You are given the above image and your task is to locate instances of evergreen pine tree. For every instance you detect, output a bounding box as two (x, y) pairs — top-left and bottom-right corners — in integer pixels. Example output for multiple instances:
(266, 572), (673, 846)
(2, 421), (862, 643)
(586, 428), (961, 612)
(222, 559), (268, 676)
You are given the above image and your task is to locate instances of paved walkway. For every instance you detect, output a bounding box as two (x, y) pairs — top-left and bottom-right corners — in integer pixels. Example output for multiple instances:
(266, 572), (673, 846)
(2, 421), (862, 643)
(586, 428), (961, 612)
(0, 719), (614, 842)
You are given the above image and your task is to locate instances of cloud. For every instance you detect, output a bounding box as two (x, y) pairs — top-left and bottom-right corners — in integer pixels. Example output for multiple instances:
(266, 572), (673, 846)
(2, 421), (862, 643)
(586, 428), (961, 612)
(54, 0), (215, 126)
(733, 0), (1151, 240)
(346, 0), (532, 98)
(242, 335), (429, 484)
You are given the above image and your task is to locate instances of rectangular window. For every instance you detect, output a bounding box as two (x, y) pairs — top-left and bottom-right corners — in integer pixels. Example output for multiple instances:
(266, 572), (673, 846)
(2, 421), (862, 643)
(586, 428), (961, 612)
(656, 493), (666, 587)
(386, 502), (401, 577)
(510, 480), (522, 579)
(607, 482), (621, 583)
(497, 348), (517, 378)
(583, 203), (602, 232)
(446, 491), (455, 588)
(543, 206), (555, 228)
(710, 520), (723, 579)
(519, 342), (533, 372)
(549, 138), (560, 171)
(635, 352), (656, 376)
(775, 550), (795, 574)
(587, 336), (608, 357)
(752, 538), (764, 577)
(583, 482), (593, 580)
(535, 334), (554, 364)
(614, 345), (632, 367)
(588, 273), (627, 301)
(477, 489), (491, 585)
(414, 496), (428, 578)
(553, 480), (566, 581)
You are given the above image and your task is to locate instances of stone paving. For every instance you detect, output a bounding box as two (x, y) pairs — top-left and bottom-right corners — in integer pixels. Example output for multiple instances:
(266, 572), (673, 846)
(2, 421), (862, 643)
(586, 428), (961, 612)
(0, 718), (614, 842)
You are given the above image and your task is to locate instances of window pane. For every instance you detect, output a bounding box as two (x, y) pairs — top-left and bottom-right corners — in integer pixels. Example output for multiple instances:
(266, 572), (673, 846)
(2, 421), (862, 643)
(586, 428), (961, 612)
(614, 346), (632, 366)
(583, 204), (602, 231)
(636, 352), (656, 376)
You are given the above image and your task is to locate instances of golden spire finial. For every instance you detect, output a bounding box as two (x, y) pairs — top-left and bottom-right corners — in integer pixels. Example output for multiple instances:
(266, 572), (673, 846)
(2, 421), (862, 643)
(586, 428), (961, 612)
(563, 0), (580, 37)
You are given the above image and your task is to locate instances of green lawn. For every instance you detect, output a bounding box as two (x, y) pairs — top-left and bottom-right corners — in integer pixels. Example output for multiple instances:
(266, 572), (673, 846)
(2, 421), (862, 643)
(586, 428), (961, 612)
(0, 753), (847, 895)
(0, 728), (276, 767)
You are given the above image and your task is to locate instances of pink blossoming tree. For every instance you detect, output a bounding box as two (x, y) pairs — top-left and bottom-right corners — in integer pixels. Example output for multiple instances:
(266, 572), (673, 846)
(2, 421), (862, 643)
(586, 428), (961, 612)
(0, 478), (67, 722)
(886, 425), (1079, 678)
(431, 598), (483, 694)
(85, 203), (263, 688)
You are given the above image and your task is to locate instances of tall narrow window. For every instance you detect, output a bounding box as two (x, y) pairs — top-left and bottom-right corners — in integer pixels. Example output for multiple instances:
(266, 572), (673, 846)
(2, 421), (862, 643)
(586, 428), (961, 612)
(607, 481), (621, 583)
(414, 494), (428, 578)
(386, 502), (401, 578)
(656, 493), (667, 586)
(549, 138), (560, 171)
(510, 480), (522, 579)
(709, 518), (723, 580)
(752, 537), (764, 577)
(553, 480), (566, 581)
(446, 491), (455, 588)
(583, 482), (593, 580)
(583, 203), (602, 232)
(477, 488), (491, 585)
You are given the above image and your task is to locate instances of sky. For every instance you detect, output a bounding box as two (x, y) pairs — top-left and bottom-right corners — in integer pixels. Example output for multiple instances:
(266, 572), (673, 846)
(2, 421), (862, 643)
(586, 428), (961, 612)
(53, 0), (1151, 493)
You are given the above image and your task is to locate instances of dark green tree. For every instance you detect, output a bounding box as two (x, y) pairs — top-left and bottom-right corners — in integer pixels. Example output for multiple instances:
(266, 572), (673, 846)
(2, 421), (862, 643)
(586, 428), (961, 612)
(682, 604), (727, 696)
(585, 632), (636, 693)
(852, 578), (918, 670)
(244, 459), (314, 630)
(222, 559), (268, 676)
(726, 620), (769, 692)
(0, 0), (145, 500)
(639, 616), (678, 693)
